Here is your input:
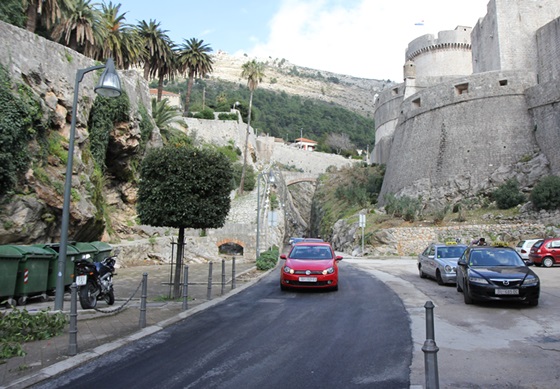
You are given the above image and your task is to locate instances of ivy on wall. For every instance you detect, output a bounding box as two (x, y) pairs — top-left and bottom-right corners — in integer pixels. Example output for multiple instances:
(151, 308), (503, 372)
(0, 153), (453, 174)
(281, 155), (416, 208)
(0, 64), (44, 196)
(88, 91), (130, 172)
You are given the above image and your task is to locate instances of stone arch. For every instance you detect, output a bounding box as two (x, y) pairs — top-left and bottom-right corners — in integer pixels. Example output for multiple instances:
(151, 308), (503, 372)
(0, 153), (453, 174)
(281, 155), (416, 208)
(286, 177), (317, 186)
(217, 238), (245, 256)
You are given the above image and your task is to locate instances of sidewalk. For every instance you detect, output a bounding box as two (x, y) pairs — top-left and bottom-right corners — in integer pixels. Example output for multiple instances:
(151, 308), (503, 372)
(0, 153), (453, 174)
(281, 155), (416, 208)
(0, 259), (262, 389)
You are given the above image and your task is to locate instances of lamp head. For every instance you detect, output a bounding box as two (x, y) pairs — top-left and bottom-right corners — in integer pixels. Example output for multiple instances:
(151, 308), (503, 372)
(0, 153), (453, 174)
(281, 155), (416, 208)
(95, 58), (122, 97)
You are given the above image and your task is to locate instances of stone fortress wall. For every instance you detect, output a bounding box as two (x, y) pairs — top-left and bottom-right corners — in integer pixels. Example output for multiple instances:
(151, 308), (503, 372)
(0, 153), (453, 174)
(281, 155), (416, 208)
(373, 0), (560, 207)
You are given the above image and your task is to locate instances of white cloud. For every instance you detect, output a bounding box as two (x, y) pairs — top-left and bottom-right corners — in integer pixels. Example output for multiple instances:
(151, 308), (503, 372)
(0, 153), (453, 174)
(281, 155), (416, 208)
(248, 0), (489, 81)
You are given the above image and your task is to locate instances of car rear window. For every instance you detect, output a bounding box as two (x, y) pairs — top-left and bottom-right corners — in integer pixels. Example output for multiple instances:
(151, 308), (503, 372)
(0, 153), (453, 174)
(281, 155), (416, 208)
(533, 240), (544, 249)
(516, 241), (524, 248)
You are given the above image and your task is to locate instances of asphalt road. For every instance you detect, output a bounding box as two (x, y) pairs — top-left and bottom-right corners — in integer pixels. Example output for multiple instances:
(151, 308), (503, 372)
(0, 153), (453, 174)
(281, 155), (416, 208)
(31, 262), (413, 389)
(347, 258), (560, 389)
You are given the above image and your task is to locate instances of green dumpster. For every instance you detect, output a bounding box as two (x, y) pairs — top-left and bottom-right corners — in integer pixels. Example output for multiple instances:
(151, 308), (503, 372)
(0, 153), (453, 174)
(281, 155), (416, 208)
(0, 245), (22, 306)
(89, 241), (113, 262)
(70, 242), (98, 262)
(33, 243), (80, 294)
(13, 245), (53, 305)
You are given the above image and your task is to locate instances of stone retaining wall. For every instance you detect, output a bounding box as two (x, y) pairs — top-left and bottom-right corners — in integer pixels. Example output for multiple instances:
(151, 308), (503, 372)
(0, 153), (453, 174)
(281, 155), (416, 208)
(372, 223), (547, 256)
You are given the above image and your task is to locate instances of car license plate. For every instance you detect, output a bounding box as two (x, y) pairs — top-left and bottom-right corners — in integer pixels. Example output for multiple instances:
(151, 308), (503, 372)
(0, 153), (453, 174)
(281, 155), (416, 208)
(299, 277), (317, 282)
(75, 275), (87, 286)
(495, 289), (519, 295)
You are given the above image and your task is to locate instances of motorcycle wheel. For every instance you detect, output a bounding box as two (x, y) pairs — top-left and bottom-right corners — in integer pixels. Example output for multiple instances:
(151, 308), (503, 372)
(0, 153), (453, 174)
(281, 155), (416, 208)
(79, 280), (98, 309)
(104, 289), (115, 305)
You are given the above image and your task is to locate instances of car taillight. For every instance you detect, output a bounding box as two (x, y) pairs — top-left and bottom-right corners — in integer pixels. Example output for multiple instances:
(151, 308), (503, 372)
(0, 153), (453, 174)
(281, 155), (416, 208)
(521, 249), (527, 254)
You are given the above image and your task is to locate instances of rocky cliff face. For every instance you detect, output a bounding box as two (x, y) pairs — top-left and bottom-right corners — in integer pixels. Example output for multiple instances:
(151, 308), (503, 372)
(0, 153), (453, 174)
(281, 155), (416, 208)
(0, 21), (159, 245)
(210, 51), (387, 119)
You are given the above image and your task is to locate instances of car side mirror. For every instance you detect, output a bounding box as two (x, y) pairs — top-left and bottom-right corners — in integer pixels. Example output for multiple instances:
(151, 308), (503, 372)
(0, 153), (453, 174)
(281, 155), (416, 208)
(280, 254), (287, 260)
(335, 256), (343, 261)
(457, 259), (467, 266)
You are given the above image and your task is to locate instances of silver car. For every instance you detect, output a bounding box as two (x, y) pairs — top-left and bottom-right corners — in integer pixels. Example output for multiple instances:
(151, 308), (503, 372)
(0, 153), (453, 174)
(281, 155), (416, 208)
(418, 243), (468, 285)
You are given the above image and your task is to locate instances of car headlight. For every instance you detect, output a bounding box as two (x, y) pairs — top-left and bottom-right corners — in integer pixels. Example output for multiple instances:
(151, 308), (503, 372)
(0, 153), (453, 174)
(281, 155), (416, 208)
(322, 267), (334, 275)
(283, 266), (294, 274)
(468, 275), (489, 284)
(523, 276), (539, 286)
(444, 265), (454, 273)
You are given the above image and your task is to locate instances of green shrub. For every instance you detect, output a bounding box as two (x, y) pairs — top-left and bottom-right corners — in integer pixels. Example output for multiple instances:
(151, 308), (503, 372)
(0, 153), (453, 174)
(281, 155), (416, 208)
(0, 308), (67, 361)
(531, 176), (560, 210)
(493, 179), (525, 209)
(217, 113), (238, 121)
(232, 163), (256, 191)
(192, 108), (215, 120)
(384, 193), (423, 222)
(256, 246), (279, 270)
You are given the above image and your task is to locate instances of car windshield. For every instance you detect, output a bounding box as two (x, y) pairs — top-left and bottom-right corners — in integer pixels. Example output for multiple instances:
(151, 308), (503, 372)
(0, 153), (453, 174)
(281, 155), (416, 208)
(469, 249), (525, 267)
(437, 246), (466, 258)
(290, 245), (332, 259)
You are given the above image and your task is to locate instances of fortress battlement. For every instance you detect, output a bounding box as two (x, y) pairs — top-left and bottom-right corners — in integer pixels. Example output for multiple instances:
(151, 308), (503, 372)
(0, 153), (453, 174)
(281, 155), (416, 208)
(405, 26), (472, 62)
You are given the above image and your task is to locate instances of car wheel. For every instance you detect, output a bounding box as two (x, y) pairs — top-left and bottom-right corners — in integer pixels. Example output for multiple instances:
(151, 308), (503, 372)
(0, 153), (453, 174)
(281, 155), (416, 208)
(331, 284), (339, 291)
(436, 270), (444, 286)
(463, 283), (473, 304)
(280, 283), (288, 291)
(418, 264), (427, 279)
(543, 257), (554, 268)
(456, 281), (463, 292)
(528, 298), (539, 307)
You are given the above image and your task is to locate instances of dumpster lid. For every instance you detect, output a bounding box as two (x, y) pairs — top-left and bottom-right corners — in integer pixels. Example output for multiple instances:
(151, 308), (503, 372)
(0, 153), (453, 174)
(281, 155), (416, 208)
(0, 245), (54, 259)
(89, 241), (113, 252)
(33, 243), (80, 255)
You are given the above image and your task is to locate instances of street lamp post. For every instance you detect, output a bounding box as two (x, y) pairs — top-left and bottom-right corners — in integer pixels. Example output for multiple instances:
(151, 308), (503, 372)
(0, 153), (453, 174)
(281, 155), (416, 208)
(54, 58), (122, 311)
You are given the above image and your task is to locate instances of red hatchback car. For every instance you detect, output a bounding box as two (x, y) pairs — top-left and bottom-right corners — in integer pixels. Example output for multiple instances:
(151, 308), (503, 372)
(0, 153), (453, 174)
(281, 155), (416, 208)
(529, 238), (560, 267)
(280, 242), (342, 291)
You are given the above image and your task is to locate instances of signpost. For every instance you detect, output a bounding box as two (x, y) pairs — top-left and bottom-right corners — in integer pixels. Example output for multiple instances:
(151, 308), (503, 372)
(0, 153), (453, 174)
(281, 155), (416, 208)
(359, 214), (366, 254)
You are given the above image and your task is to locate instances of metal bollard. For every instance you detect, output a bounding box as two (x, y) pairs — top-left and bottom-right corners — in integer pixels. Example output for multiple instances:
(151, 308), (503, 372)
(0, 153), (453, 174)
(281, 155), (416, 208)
(422, 301), (440, 389)
(232, 257), (236, 290)
(207, 261), (213, 300)
(68, 283), (78, 356)
(182, 265), (189, 310)
(139, 273), (148, 329)
(221, 259), (226, 295)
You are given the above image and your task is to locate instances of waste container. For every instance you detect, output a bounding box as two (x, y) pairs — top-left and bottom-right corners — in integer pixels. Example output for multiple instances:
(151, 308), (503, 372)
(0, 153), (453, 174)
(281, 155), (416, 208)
(70, 242), (98, 262)
(0, 245), (22, 306)
(13, 245), (53, 305)
(33, 243), (80, 294)
(89, 241), (113, 262)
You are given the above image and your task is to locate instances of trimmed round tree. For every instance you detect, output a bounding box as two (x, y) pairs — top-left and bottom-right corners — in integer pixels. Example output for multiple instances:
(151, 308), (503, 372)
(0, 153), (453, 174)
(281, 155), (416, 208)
(137, 145), (233, 298)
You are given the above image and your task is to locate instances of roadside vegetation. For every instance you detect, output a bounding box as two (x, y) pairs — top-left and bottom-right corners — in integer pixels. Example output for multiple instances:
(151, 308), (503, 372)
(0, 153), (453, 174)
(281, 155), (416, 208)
(0, 308), (67, 362)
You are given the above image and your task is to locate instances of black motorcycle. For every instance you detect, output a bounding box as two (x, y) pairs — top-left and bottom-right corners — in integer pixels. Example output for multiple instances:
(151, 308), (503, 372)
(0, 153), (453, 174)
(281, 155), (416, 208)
(74, 253), (117, 309)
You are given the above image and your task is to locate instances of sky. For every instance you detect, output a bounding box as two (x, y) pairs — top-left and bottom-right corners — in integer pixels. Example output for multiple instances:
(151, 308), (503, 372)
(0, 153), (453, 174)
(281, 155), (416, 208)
(113, 0), (490, 81)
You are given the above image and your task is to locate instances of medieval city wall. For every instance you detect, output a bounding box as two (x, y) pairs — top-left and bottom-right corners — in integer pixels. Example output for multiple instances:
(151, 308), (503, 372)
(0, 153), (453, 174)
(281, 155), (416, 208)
(379, 70), (539, 204)
(526, 17), (560, 176)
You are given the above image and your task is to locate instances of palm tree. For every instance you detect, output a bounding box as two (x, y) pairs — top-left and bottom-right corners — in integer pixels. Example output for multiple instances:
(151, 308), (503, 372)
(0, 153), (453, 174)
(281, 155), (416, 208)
(238, 59), (265, 195)
(23, 0), (71, 33)
(50, 0), (101, 57)
(151, 98), (186, 143)
(96, 1), (133, 68)
(135, 20), (172, 80)
(177, 38), (214, 116)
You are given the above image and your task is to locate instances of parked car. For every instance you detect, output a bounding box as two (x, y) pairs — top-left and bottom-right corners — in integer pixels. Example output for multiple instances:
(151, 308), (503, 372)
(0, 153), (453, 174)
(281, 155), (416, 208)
(456, 246), (540, 306)
(280, 242), (342, 291)
(529, 238), (560, 267)
(515, 239), (540, 263)
(289, 237), (304, 246)
(418, 243), (467, 285)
